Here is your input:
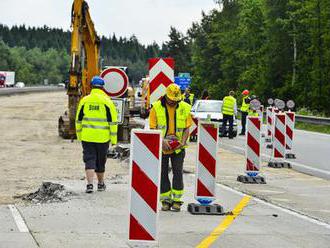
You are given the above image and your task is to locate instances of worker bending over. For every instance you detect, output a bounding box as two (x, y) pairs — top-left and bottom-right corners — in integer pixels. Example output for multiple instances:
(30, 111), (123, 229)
(149, 84), (192, 211)
(76, 76), (118, 193)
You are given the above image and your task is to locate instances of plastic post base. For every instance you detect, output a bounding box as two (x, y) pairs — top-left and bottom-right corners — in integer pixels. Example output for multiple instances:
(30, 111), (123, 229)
(187, 203), (224, 215)
(268, 161), (291, 168)
(265, 137), (271, 143)
(237, 175), (266, 184)
(266, 144), (273, 149)
(285, 153), (296, 159)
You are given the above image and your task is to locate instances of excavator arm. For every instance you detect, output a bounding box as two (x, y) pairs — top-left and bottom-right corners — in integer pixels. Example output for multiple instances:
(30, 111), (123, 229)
(59, 0), (100, 139)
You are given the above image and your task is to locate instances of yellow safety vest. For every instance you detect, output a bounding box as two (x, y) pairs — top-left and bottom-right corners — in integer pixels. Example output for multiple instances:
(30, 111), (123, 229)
(75, 88), (118, 144)
(222, 96), (236, 116)
(152, 99), (191, 153)
(188, 93), (195, 105)
(241, 96), (250, 112)
(248, 110), (259, 117)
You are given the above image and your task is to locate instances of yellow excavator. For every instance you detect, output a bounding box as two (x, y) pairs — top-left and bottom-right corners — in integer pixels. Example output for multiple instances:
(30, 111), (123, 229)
(58, 0), (100, 139)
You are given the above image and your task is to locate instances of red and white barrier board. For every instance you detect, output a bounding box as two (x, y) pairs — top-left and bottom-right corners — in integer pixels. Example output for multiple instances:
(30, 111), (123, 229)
(195, 122), (219, 201)
(190, 117), (198, 137)
(273, 114), (286, 159)
(257, 105), (264, 125)
(285, 112), (295, 150)
(246, 117), (261, 173)
(148, 58), (174, 106)
(128, 130), (162, 244)
(266, 107), (273, 139)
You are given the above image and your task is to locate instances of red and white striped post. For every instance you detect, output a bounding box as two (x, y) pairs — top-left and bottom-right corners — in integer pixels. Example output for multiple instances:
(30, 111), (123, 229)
(195, 122), (218, 202)
(266, 107), (273, 142)
(237, 116), (265, 183)
(128, 130), (162, 245)
(189, 117), (198, 142)
(285, 111), (296, 159)
(268, 114), (291, 168)
(148, 58), (174, 107)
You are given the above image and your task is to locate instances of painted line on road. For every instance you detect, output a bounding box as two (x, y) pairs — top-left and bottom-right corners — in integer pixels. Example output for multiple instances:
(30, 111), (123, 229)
(196, 195), (251, 248)
(217, 183), (330, 230)
(8, 204), (29, 233)
(221, 143), (330, 178)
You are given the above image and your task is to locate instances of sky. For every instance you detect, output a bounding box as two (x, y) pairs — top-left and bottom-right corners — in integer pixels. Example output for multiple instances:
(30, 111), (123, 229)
(0, 0), (217, 45)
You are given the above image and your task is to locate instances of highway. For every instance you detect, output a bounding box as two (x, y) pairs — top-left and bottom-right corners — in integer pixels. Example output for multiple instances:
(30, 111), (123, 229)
(220, 124), (330, 180)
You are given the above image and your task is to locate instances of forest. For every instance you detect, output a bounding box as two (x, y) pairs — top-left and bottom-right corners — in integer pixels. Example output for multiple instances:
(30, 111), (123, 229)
(1, 0), (330, 114)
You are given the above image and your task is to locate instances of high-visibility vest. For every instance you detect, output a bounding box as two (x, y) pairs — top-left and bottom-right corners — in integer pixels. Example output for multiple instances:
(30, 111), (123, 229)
(241, 96), (250, 112)
(152, 99), (191, 153)
(75, 88), (118, 144)
(222, 96), (236, 116)
(184, 93), (195, 105)
(248, 110), (259, 117)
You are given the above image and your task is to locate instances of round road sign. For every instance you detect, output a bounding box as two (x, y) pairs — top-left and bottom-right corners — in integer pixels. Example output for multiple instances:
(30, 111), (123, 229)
(287, 100), (295, 109)
(100, 67), (129, 97)
(267, 98), (274, 105)
(250, 99), (261, 111)
(275, 99), (285, 110)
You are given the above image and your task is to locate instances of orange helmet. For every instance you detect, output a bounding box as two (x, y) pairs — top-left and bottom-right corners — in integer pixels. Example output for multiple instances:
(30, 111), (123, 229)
(242, 89), (249, 95)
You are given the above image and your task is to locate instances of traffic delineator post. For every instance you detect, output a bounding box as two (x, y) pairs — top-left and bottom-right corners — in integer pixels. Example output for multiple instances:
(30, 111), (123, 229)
(285, 111), (296, 159)
(237, 116), (266, 184)
(268, 114), (291, 168)
(266, 108), (279, 149)
(128, 130), (162, 245)
(189, 117), (198, 142)
(265, 106), (273, 143)
(188, 121), (224, 215)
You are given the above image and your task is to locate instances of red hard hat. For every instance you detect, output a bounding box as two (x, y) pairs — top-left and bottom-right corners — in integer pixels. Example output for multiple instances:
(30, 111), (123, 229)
(242, 90), (249, 95)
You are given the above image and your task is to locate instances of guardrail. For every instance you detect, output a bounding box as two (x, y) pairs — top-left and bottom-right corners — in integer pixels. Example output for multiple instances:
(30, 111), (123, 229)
(295, 115), (330, 126)
(0, 86), (65, 96)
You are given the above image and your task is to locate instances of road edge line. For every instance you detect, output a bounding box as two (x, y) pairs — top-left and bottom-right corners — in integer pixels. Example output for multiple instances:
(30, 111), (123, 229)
(8, 204), (29, 233)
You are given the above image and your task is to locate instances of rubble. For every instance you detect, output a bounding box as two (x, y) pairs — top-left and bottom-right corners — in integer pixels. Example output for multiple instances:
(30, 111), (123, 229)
(107, 144), (130, 160)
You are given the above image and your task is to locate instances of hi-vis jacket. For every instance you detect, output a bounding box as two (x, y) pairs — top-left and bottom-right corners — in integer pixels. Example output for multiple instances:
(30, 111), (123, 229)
(75, 88), (118, 144)
(240, 96), (250, 112)
(152, 98), (191, 154)
(222, 95), (237, 116)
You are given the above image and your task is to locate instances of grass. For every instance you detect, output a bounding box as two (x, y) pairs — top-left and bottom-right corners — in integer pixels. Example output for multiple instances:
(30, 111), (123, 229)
(295, 122), (330, 135)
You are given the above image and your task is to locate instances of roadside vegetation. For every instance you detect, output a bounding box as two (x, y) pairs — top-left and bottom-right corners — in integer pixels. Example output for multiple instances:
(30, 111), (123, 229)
(295, 122), (330, 135)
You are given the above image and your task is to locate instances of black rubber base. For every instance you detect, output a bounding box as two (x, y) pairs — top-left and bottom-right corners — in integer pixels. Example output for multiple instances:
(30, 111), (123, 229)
(237, 175), (266, 184)
(268, 161), (291, 168)
(187, 203), (224, 215)
(190, 135), (197, 142)
(261, 134), (265, 138)
(265, 138), (272, 143)
(285, 153), (296, 159)
(266, 144), (273, 149)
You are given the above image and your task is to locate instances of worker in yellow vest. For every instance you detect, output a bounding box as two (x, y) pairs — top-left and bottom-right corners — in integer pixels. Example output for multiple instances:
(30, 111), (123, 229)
(221, 91), (237, 139)
(239, 89), (251, 135)
(76, 76), (118, 193)
(149, 84), (192, 212)
(183, 86), (195, 105)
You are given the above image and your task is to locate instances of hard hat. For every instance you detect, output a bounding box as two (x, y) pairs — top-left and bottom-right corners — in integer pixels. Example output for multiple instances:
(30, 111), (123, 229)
(166, 84), (181, 102)
(91, 76), (105, 86)
(242, 89), (249, 95)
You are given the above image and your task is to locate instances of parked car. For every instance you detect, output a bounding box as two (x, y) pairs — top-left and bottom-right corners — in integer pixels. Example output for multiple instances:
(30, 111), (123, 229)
(15, 82), (25, 88)
(191, 100), (238, 137)
(57, 83), (65, 87)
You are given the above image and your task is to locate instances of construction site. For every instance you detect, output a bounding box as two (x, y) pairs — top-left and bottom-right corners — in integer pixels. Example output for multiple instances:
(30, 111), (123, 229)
(1, 0), (330, 248)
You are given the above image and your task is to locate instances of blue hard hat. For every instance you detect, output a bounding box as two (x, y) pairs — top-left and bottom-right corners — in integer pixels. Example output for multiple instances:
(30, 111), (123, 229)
(91, 76), (105, 86)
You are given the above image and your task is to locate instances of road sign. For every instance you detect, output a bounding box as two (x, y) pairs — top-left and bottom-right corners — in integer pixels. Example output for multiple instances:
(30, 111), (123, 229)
(275, 99), (285, 110)
(250, 99), (261, 111)
(178, 72), (191, 78)
(287, 100), (295, 109)
(174, 76), (191, 90)
(268, 98), (274, 105)
(111, 98), (125, 124)
(101, 67), (129, 97)
(148, 58), (174, 106)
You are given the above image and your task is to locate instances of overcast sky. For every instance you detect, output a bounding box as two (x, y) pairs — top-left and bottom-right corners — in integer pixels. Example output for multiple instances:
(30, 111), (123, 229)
(0, 0), (216, 45)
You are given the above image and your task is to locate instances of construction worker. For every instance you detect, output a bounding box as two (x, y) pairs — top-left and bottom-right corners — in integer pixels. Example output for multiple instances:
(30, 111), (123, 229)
(221, 90), (237, 139)
(239, 89), (251, 135)
(149, 84), (192, 212)
(183, 86), (196, 105)
(75, 76), (118, 193)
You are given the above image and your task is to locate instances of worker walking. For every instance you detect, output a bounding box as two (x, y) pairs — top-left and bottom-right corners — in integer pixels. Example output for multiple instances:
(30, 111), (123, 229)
(76, 76), (118, 193)
(221, 91), (237, 139)
(183, 86), (196, 105)
(149, 84), (192, 212)
(239, 89), (251, 135)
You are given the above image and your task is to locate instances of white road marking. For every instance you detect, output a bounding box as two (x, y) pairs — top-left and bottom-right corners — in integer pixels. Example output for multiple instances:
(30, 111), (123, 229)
(217, 183), (330, 230)
(8, 204), (29, 233)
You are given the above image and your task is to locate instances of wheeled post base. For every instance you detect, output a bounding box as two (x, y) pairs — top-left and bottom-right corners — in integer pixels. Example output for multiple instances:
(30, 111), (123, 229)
(237, 175), (266, 184)
(187, 203), (224, 215)
(265, 137), (271, 143)
(285, 153), (296, 159)
(268, 161), (291, 168)
(266, 144), (273, 149)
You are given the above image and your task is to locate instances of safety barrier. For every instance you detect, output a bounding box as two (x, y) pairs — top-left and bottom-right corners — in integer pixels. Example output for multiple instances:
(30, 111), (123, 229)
(285, 112), (296, 159)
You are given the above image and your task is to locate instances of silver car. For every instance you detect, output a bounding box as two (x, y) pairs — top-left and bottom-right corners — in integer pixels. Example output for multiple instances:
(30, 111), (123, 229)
(191, 100), (238, 137)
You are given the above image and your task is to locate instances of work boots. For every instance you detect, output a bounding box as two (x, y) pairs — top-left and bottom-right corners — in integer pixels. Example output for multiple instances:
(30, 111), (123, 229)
(85, 184), (93, 193)
(171, 201), (183, 212)
(161, 200), (172, 211)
